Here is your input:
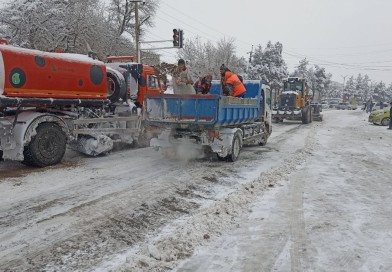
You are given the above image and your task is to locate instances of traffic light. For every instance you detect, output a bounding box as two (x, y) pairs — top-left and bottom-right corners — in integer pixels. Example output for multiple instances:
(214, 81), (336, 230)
(173, 29), (179, 47)
(179, 29), (184, 48)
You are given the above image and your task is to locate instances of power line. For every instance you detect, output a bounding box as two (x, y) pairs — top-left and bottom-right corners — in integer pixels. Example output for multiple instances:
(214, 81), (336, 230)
(162, 2), (260, 48)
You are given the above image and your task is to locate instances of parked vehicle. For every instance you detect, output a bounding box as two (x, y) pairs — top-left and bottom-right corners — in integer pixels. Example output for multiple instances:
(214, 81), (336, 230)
(336, 102), (350, 110)
(371, 102), (389, 112)
(0, 43), (162, 166)
(310, 102), (323, 121)
(321, 102), (329, 109)
(145, 80), (272, 161)
(368, 108), (391, 126)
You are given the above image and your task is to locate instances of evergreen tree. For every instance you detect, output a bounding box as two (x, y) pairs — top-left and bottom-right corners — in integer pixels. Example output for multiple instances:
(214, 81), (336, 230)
(247, 41), (288, 91)
(291, 58), (309, 78)
(373, 81), (387, 102)
(344, 76), (356, 100)
(361, 75), (371, 101)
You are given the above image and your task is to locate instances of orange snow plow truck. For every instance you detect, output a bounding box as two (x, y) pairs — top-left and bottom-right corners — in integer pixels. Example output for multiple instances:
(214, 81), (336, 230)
(0, 43), (162, 167)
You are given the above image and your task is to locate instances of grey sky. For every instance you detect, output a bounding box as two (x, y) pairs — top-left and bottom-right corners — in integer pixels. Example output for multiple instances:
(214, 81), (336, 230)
(145, 0), (392, 85)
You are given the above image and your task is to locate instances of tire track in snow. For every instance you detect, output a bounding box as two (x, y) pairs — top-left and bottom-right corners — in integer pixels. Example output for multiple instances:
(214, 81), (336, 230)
(288, 172), (310, 272)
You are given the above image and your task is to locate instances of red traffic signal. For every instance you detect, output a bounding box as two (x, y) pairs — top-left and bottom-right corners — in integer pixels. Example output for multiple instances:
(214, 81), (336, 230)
(173, 29), (184, 48)
(173, 29), (179, 47)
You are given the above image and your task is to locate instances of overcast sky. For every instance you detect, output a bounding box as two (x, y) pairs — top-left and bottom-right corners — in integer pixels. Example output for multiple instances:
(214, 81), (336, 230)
(0, 0), (391, 84)
(143, 0), (392, 85)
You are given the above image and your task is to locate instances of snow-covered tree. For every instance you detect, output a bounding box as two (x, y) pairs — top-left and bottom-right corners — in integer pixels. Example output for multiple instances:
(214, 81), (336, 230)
(361, 74), (371, 100)
(373, 81), (388, 102)
(247, 41), (288, 91)
(291, 59), (331, 100)
(386, 83), (392, 101)
(310, 65), (330, 100)
(0, 0), (160, 59)
(344, 76), (355, 99)
(0, 0), (68, 50)
(291, 58), (309, 78)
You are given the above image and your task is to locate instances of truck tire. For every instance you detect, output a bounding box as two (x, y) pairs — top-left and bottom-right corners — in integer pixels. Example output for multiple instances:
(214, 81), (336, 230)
(23, 123), (67, 167)
(302, 106), (311, 124)
(258, 131), (268, 146)
(217, 154), (226, 161)
(227, 132), (242, 162)
(301, 108), (308, 124)
(309, 107), (313, 123)
(107, 71), (126, 103)
(0, 150), (3, 161)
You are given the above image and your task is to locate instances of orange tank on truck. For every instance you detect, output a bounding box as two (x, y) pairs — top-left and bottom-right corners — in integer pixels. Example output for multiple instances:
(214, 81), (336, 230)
(0, 44), (156, 167)
(0, 44), (108, 100)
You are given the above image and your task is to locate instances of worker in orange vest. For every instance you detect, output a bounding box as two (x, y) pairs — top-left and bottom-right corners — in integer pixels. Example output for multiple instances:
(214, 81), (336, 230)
(194, 74), (212, 94)
(220, 64), (246, 98)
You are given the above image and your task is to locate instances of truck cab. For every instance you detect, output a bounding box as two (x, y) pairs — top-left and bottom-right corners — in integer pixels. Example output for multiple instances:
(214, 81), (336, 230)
(106, 56), (162, 108)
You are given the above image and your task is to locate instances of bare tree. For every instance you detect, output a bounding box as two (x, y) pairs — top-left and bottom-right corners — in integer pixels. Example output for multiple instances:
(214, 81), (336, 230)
(178, 37), (246, 80)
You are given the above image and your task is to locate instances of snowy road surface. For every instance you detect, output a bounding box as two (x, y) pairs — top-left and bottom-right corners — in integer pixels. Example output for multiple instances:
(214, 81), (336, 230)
(0, 110), (391, 271)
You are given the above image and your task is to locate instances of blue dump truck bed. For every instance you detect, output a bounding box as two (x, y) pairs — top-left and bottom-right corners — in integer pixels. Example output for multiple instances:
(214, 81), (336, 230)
(145, 80), (264, 127)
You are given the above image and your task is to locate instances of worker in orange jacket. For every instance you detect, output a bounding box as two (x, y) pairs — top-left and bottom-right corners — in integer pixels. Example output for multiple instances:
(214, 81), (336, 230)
(220, 64), (246, 97)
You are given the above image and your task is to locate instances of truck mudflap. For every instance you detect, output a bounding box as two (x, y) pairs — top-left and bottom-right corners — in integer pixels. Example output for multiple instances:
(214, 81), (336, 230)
(0, 119), (17, 152)
(210, 128), (242, 158)
(150, 127), (242, 160)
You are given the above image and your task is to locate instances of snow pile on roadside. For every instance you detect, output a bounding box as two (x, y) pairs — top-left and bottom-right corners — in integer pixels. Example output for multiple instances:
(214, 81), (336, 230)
(114, 125), (318, 271)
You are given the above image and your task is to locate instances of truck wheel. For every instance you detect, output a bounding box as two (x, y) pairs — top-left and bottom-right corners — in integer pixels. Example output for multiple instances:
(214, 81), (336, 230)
(301, 107), (311, 124)
(227, 132), (242, 162)
(309, 108), (313, 123)
(217, 154), (226, 161)
(259, 132), (268, 146)
(381, 117), (390, 126)
(23, 123), (67, 167)
(0, 150), (3, 162)
(301, 108), (308, 124)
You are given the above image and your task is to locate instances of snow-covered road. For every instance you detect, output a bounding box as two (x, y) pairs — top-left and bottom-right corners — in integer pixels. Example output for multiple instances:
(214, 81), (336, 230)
(176, 110), (392, 272)
(0, 110), (391, 271)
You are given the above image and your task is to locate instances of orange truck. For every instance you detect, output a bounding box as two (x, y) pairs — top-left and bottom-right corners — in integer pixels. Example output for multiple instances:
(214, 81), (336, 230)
(0, 43), (162, 166)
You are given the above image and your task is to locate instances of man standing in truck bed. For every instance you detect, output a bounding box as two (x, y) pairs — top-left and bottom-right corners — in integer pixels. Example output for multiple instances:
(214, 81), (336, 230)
(172, 59), (195, 95)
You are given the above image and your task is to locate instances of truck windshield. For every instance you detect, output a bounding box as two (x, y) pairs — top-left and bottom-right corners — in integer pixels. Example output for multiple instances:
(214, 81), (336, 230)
(148, 75), (159, 89)
(284, 82), (303, 92)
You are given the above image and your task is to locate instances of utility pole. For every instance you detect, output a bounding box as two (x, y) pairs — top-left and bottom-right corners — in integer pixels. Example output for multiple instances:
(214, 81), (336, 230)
(246, 45), (253, 72)
(130, 0), (145, 63)
(247, 45), (254, 63)
(135, 2), (140, 62)
(341, 74), (348, 101)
